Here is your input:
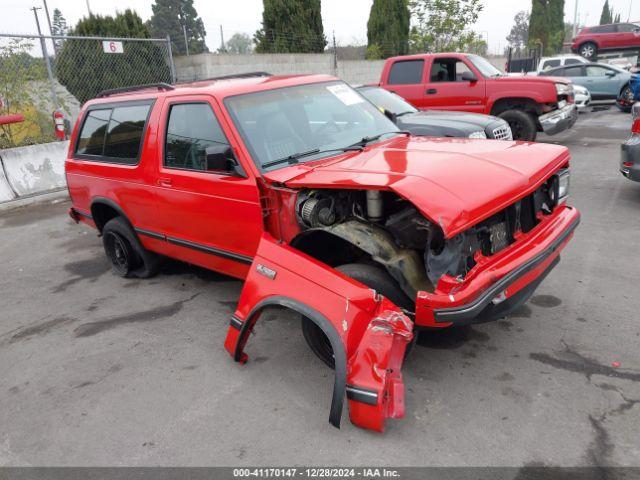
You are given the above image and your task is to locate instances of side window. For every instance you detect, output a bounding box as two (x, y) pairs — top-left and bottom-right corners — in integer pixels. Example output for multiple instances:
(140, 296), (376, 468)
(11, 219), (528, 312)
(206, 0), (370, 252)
(76, 103), (151, 163)
(586, 66), (610, 77)
(103, 105), (151, 161)
(430, 58), (471, 82)
(565, 58), (581, 65)
(388, 60), (424, 85)
(563, 66), (584, 77)
(597, 24), (616, 33)
(617, 24), (638, 32)
(165, 103), (232, 172)
(77, 109), (111, 156)
(543, 59), (561, 70)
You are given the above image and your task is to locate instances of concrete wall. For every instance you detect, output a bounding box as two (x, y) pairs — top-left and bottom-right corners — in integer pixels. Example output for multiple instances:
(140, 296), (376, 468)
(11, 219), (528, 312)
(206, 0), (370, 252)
(0, 141), (68, 201)
(174, 53), (507, 85)
(174, 53), (385, 84)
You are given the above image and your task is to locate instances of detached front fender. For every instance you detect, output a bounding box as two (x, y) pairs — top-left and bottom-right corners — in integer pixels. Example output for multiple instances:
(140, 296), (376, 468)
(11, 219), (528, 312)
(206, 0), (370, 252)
(223, 233), (414, 433)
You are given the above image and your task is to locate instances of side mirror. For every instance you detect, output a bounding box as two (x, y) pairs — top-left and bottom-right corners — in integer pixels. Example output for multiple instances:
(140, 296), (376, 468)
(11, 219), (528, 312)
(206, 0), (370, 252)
(205, 144), (245, 176)
(383, 108), (398, 124)
(461, 71), (478, 83)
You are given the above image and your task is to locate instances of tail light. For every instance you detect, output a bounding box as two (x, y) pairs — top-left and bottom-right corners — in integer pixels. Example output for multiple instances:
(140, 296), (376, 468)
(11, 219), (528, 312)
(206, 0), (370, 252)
(632, 118), (640, 135)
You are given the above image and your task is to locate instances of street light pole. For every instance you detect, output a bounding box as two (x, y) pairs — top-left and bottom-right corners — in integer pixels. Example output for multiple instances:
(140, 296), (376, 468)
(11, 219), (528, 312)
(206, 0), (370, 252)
(628, 0), (633, 22)
(573, 0), (579, 37)
(31, 7), (58, 109)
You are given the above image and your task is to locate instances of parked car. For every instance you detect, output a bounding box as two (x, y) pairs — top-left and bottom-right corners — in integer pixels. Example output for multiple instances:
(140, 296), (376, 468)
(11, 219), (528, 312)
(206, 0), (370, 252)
(378, 53), (578, 141)
(540, 62), (636, 112)
(572, 22), (640, 60)
(621, 103), (640, 181)
(356, 85), (512, 140)
(606, 57), (635, 71)
(538, 54), (590, 72)
(66, 75), (580, 433)
(574, 84), (592, 111)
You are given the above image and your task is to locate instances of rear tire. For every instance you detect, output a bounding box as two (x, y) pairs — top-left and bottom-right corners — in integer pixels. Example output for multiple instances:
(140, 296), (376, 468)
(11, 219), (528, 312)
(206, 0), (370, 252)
(301, 263), (414, 369)
(579, 42), (597, 60)
(102, 217), (161, 279)
(616, 84), (634, 113)
(498, 109), (537, 141)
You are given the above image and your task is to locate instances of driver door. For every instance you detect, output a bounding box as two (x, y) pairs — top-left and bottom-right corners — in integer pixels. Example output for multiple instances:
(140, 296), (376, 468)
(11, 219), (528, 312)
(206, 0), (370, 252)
(423, 57), (485, 113)
(153, 95), (263, 279)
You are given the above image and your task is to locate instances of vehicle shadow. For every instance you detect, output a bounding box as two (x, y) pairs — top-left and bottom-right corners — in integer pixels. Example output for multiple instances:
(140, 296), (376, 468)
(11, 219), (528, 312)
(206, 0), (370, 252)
(159, 258), (239, 283)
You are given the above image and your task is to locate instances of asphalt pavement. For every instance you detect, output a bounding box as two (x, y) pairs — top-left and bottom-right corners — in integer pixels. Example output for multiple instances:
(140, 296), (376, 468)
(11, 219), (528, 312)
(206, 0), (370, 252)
(0, 106), (639, 467)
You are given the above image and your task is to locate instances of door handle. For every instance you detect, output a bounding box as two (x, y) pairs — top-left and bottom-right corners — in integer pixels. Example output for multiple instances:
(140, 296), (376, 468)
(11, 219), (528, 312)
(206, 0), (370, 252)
(426, 88), (437, 94)
(157, 178), (172, 187)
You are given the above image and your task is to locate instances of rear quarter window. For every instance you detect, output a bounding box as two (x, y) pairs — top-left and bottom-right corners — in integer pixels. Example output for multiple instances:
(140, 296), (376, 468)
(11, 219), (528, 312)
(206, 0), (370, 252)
(75, 100), (153, 164)
(388, 60), (424, 85)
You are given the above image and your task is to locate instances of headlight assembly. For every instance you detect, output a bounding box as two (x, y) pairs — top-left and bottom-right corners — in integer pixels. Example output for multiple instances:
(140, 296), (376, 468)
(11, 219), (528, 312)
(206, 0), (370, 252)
(549, 168), (571, 206)
(556, 83), (573, 97)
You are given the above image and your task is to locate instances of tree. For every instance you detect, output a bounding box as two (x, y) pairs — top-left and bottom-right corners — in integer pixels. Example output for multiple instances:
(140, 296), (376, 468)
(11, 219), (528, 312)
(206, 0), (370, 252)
(614, 13), (621, 23)
(56, 10), (172, 103)
(224, 33), (254, 54)
(147, 0), (208, 55)
(366, 0), (410, 59)
(254, 0), (326, 53)
(506, 10), (530, 50)
(528, 0), (564, 55)
(0, 39), (55, 148)
(51, 8), (68, 53)
(408, 0), (484, 53)
(600, 0), (613, 24)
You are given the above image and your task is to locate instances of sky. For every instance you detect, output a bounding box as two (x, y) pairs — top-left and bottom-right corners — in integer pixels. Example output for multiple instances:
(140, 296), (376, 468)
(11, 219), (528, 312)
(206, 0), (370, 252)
(2, 0), (640, 55)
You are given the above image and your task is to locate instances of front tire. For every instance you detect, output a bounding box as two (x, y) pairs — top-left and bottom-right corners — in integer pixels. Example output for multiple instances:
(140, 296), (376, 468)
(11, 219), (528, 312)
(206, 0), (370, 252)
(616, 84), (634, 113)
(102, 217), (161, 278)
(301, 263), (414, 369)
(579, 42), (597, 60)
(498, 109), (537, 141)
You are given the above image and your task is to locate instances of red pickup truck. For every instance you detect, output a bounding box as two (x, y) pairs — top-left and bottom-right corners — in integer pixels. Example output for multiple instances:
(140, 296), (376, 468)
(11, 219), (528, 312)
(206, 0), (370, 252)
(379, 53), (577, 141)
(66, 74), (580, 432)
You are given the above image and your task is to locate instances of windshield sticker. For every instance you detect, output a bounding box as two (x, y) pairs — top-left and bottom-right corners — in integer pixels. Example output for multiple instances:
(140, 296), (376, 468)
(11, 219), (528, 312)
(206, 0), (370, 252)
(327, 84), (364, 106)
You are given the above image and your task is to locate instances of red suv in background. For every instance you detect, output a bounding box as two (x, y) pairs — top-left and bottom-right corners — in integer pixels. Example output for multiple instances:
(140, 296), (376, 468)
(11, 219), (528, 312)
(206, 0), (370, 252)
(572, 22), (640, 60)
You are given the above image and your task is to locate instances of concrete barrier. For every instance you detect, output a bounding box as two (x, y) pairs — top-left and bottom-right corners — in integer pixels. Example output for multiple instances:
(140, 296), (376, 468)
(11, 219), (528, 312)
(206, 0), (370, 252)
(0, 141), (68, 199)
(0, 160), (16, 202)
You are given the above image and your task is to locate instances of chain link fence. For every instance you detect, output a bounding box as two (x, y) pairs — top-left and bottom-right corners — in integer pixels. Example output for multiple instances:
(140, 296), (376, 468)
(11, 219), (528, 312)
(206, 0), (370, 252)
(0, 33), (175, 149)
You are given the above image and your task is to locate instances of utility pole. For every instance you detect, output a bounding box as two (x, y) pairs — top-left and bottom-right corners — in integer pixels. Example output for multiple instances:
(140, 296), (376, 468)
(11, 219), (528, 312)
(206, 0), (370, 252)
(628, 0), (633, 22)
(86, 0), (92, 15)
(41, 0), (55, 55)
(183, 24), (189, 56)
(219, 25), (225, 52)
(332, 31), (337, 75)
(573, 0), (579, 36)
(31, 7), (57, 109)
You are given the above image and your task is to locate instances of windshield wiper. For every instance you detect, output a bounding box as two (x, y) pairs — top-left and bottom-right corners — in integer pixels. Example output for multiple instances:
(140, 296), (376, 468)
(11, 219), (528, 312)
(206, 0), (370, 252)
(348, 130), (411, 148)
(262, 146), (363, 170)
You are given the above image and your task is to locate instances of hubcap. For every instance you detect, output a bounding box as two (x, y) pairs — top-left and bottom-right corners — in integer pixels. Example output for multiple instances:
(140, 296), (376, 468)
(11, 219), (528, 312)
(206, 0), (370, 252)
(582, 45), (594, 57)
(106, 232), (130, 274)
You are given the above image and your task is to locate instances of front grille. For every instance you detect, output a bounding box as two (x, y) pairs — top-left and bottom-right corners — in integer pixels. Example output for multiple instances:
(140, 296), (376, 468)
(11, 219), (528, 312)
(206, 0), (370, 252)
(491, 125), (513, 141)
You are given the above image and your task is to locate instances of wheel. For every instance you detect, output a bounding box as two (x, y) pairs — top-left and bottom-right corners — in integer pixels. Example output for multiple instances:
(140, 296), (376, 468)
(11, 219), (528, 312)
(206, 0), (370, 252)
(301, 263), (414, 369)
(102, 217), (161, 278)
(616, 84), (634, 113)
(578, 42), (597, 60)
(498, 109), (537, 141)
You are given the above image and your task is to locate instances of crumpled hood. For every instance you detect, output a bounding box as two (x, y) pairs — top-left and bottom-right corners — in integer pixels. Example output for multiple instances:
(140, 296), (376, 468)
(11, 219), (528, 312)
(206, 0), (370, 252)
(399, 110), (502, 131)
(263, 136), (570, 238)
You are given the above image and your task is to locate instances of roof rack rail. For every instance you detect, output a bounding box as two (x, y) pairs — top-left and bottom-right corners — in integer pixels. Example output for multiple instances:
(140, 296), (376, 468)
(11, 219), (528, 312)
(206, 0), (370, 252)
(97, 82), (175, 98)
(188, 71), (273, 83)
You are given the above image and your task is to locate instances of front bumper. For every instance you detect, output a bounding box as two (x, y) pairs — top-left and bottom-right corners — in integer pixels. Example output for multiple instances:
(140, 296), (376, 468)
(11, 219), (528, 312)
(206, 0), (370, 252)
(539, 104), (579, 135)
(621, 136), (640, 182)
(414, 205), (580, 327)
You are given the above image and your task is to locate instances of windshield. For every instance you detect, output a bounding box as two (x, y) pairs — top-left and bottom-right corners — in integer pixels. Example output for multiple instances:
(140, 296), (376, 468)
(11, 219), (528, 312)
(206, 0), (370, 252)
(467, 54), (503, 77)
(225, 81), (399, 171)
(358, 86), (417, 116)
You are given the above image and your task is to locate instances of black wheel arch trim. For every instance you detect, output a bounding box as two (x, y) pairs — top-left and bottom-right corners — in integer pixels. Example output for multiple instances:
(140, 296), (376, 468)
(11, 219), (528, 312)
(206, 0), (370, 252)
(90, 197), (132, 232)
(233, 296), (347, 429)
(434, 213), (580, 324)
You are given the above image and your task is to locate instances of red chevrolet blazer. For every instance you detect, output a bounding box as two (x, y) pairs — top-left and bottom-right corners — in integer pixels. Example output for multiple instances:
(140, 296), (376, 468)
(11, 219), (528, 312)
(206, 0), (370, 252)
(65, 73), (580, 433)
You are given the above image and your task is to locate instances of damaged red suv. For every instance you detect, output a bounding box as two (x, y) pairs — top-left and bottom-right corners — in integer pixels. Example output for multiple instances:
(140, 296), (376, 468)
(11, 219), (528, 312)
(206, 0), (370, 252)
(66, 73), (580, 433)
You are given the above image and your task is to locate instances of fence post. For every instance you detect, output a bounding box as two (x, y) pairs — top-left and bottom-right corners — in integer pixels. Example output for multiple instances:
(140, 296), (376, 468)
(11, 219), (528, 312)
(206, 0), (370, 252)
(31, 8), (58, 109)
(166, 34), (177, 84)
